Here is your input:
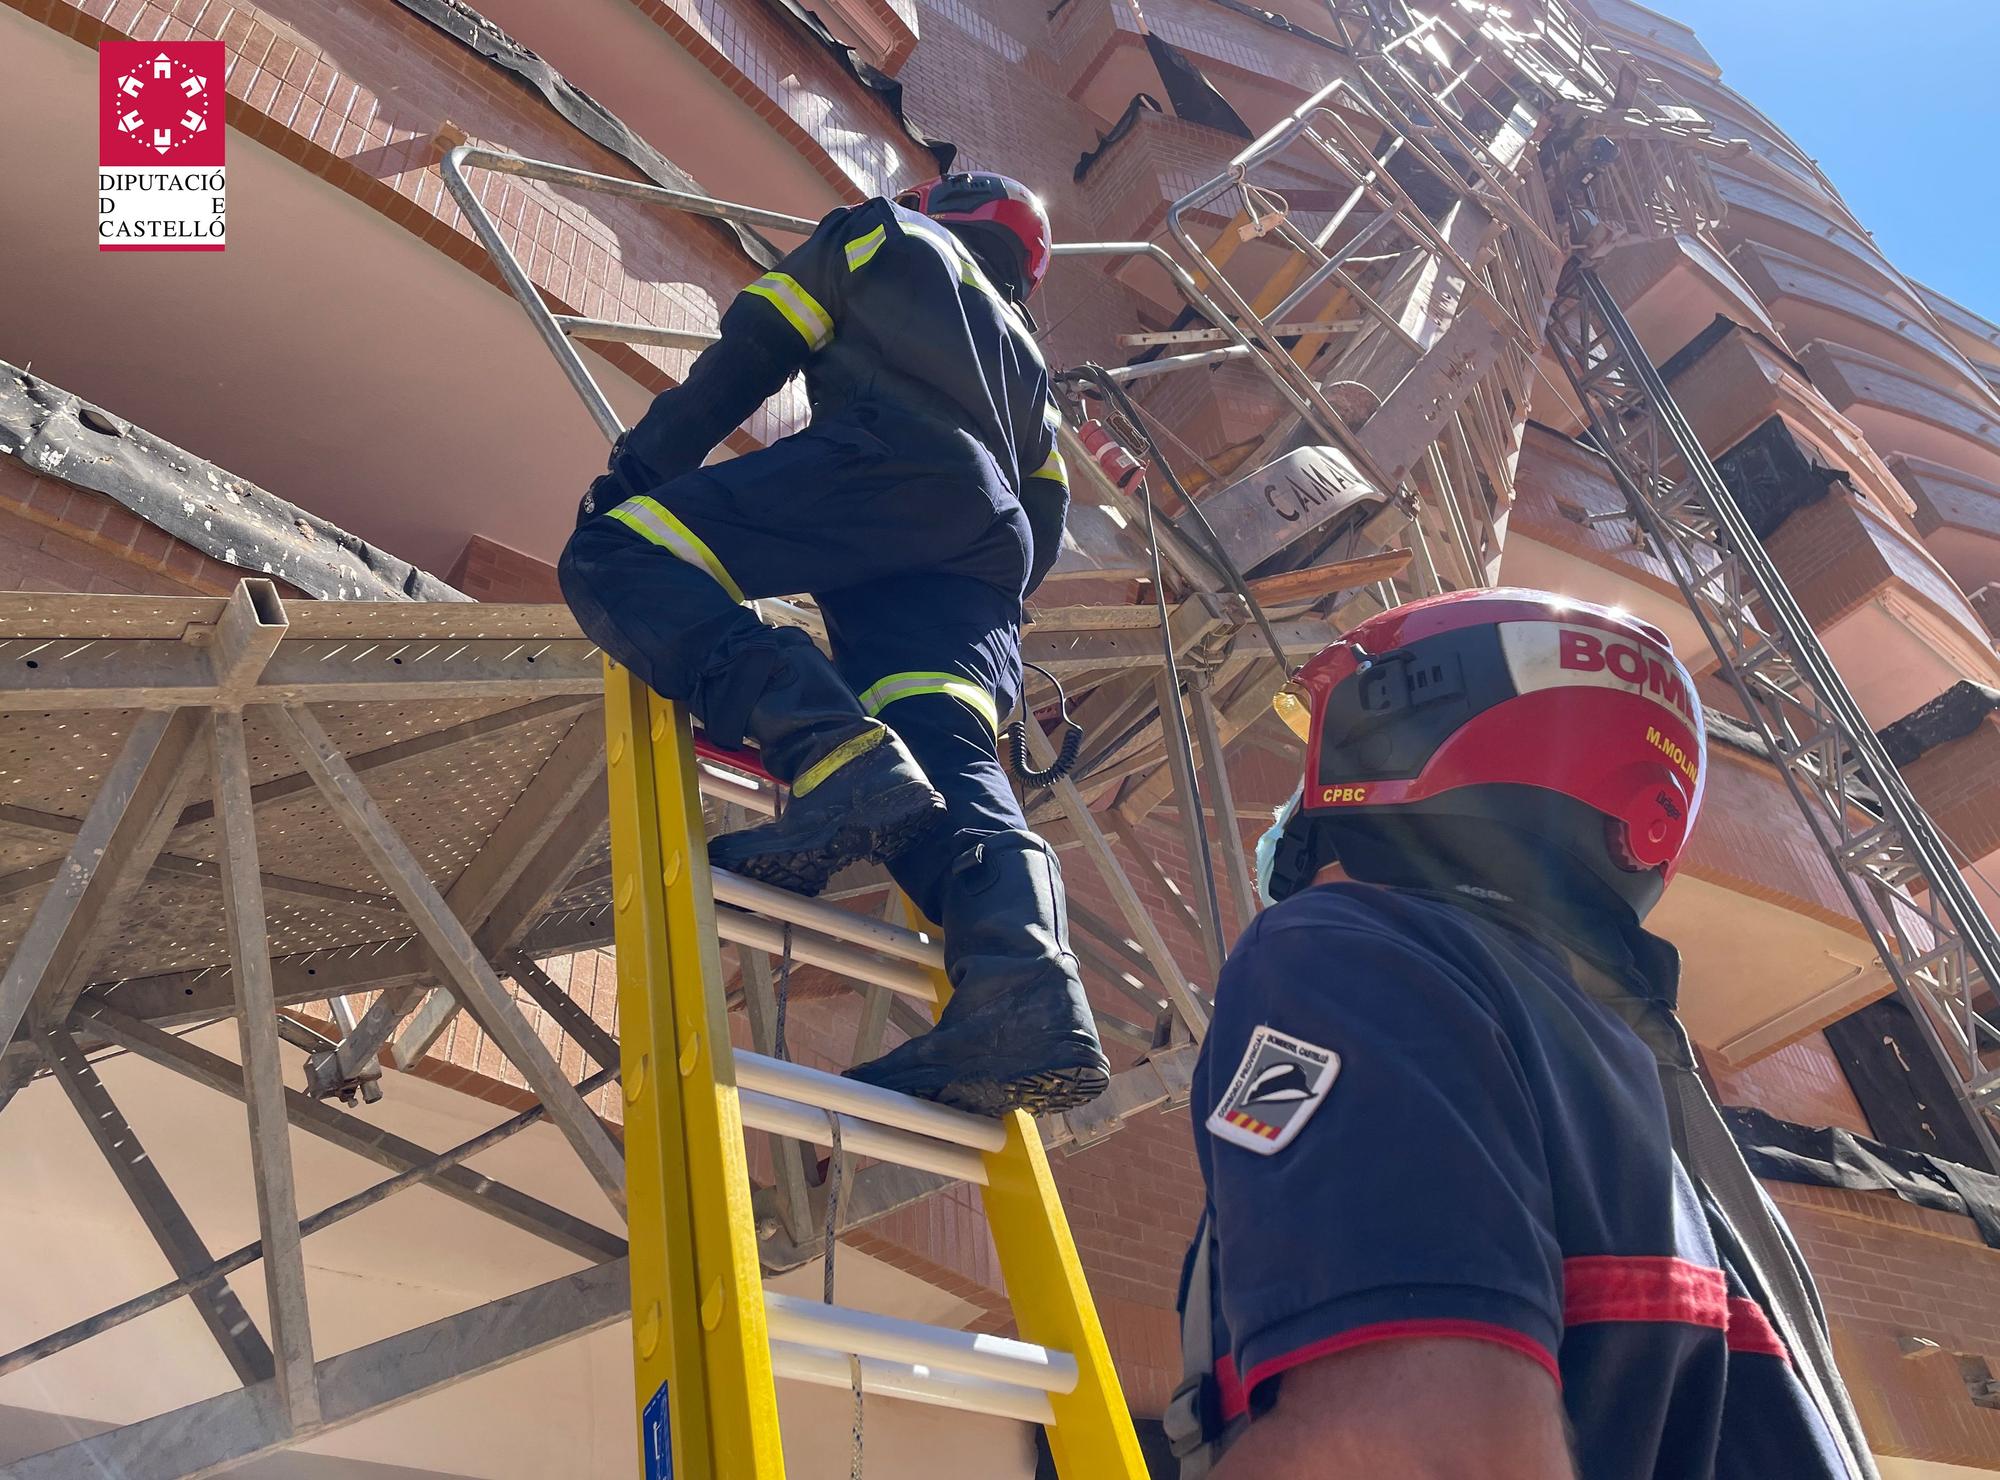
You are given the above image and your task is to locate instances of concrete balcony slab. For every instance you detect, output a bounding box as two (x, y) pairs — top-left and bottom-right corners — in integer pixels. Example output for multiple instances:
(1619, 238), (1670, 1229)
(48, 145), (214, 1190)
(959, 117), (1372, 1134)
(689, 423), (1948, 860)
(1761, 488), (2000, 724)
(1502, 424), (1714, 662)
(1586, 0), (1721, 78)
(1801, 338), (2000, 490)
(1663, 323), (1913, 524)
(1711, 165), (1907, 303)
(1891, 454), (2000, 599)
(1734, 242), (1989, 400)
(1662, 736), (1889, 1065)
(1593, 231), (1777, 368)
(1918, 283), (2000, 379)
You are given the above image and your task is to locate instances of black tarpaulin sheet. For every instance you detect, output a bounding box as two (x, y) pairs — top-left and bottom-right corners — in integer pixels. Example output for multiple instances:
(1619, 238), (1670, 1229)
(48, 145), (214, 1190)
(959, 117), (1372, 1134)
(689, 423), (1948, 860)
(1076, 94), (1166, 182)
(0, 365), (463, 603)
(1823, 996), (1997, 1172)
(1728, 1105), (2000, 1247)
(766, 0), (957, 175)
(1144, 34), (1254, 139)
(1879, 681), (2000, 766)
(1713, 416), (1849, 543)
(390, 0), (782, 268)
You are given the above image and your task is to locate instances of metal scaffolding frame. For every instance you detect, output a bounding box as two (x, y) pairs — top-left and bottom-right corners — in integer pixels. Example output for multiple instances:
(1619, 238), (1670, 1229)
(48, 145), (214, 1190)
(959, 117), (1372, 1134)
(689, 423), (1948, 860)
(0, 583), (1247, 1476)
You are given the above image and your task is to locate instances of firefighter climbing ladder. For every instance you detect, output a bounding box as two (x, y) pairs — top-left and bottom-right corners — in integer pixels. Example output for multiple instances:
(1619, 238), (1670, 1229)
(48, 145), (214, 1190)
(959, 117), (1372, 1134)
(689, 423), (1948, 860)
(1546, 264), (2000, 1167)
(438, 147), (1147, 1476)
(601, 669), (1145, 1477)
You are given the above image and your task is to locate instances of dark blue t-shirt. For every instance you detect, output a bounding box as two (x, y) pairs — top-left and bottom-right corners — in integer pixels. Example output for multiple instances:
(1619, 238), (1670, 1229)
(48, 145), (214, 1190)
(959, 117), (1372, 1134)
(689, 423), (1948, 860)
(1187, 883), (1847, 1478)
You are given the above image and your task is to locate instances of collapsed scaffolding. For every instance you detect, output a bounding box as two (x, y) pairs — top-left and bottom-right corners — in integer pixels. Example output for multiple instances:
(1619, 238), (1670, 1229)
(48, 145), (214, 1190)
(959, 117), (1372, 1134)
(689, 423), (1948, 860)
(7, 0), (2000, 1473)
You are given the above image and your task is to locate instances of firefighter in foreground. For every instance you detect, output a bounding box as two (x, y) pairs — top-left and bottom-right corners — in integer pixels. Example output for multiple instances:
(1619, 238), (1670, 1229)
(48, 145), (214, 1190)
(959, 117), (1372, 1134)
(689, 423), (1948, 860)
(558, 174), (1108, 1116)
(1168, 590), (1875, 1478)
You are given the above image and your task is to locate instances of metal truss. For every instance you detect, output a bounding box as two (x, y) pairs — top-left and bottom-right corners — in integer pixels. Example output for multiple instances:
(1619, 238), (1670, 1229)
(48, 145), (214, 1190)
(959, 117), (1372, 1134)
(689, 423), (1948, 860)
(1547, 265), (2000, 1165)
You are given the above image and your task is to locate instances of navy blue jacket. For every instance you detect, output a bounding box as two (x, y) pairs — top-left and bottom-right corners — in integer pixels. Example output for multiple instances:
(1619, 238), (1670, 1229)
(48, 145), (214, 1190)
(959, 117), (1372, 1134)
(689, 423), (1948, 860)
(1188, 883), (1848, 1478)
(608, 199), (1069, 593)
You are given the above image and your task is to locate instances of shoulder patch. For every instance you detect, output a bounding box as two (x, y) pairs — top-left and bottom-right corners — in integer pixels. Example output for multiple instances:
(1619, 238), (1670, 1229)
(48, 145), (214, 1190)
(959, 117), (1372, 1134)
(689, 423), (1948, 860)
(1205, 1025), (1340, 1156)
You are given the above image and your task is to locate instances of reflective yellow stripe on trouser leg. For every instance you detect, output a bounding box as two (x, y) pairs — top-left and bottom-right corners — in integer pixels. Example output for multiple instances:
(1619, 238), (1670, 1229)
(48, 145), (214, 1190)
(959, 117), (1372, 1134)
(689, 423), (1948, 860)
(857, 672), (1001, 735)
(605, 496), (746, 604)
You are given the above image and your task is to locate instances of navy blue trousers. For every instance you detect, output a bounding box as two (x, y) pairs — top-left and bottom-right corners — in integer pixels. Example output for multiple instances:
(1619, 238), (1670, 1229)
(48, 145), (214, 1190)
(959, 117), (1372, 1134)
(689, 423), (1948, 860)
(560, 412), (1033, 923)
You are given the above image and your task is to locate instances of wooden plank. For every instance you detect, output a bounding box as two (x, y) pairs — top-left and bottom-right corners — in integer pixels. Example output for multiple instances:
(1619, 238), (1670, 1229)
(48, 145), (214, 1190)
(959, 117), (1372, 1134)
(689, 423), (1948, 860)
(1245, 549), (1414, 606)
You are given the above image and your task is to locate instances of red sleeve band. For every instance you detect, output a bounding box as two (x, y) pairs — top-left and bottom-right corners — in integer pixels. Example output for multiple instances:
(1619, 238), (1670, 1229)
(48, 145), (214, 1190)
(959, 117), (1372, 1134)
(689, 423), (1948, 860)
(1223, 1320), (1561, 1420)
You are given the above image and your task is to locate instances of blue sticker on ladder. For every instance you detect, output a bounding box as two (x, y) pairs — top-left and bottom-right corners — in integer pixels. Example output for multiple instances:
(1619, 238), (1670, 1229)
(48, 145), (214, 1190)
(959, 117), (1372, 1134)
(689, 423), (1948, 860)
(642, 1381), (672, 1478)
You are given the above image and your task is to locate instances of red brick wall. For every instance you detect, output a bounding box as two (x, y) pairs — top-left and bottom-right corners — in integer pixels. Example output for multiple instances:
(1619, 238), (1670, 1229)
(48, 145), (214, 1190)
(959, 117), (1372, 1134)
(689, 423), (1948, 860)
(1711, 1032), (1874, 1138)
(446, 532), (564, 602)
(0, 455), (270, 595)
(1779, 1183), (2000, 1469)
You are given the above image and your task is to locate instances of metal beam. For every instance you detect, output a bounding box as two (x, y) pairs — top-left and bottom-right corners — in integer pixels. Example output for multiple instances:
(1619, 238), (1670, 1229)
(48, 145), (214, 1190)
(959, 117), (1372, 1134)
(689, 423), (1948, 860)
(0, 706), (205, 1108)
(0, 841), (403, 921)
(1150, 670), (1228, 979)
(1190, 680), (1258, 939)
(80, 904), (619, 1031)
(270, 704), (626, 1212)
(210, 708), (321, 1432)
(384, 711), (608, 1066)
(81, 1005), (623, 1263)
(1022, 712), (1210, 1037)
(0, 639), (601, 713)
(168, 695), (594, 833)
(737, 943), (816, 1247)
(38, 1024), (275, 1388)
(504, 952), (619, 1070)
(0, 1258), (631, 1480)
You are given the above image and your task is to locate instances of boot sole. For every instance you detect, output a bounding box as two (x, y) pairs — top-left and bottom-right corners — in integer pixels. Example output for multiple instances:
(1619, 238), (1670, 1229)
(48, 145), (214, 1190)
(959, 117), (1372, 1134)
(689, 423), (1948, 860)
(856, 1058), (1113, 1118)
(710, 782), (945, 898)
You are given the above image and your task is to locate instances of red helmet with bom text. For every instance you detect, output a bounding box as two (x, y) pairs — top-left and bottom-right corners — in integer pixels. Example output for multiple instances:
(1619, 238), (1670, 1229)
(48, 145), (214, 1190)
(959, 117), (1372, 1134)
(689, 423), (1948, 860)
(1264, 588), (1706, 919)
(897, 172), (1053, 299)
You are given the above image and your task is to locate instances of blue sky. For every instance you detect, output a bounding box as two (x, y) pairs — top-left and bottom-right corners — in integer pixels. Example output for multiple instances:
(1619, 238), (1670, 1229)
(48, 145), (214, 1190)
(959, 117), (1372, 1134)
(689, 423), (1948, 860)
(1653, 0), (1999, 322)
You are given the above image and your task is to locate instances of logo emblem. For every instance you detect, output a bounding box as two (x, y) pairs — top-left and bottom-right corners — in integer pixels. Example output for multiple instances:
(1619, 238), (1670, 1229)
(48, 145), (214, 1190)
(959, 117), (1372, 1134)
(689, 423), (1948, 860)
(99, 41), (227, 251)
(1206, 1025), (1340, 1156)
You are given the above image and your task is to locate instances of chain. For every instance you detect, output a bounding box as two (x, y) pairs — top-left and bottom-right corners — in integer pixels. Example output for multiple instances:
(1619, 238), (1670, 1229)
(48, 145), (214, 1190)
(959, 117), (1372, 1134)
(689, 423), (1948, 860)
(823, 1109), (863, 1477)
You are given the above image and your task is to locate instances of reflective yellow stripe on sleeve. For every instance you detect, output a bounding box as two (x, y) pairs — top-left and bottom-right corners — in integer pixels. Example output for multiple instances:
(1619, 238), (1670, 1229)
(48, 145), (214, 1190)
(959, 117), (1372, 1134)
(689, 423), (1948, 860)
(845, 225), (888, 271)
(741, 271), (833, 350)
(606, 496), (746, 603)
(857, 671), (1001, 734)
(1030, 450), (1068, 486)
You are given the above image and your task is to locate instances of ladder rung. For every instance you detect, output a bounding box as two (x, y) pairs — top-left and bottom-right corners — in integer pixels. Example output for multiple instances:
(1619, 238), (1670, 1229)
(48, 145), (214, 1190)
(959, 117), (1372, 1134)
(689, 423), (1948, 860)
(713, 867), (944, 969)
(769, 1340), (1055, 1424)
(716, 907), (939, 1003)
(552, 313), (721, 352)
(737, 1050), (1009, 1154)
(739, 1089), (988, 1183)
(765, 1292), (1081, 1395)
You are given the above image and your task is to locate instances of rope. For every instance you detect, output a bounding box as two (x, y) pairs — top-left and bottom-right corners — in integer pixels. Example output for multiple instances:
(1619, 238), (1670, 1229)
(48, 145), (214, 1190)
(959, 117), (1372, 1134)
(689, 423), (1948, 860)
(773, 923), (793, 1062)
(823, 1110), (864, 1478)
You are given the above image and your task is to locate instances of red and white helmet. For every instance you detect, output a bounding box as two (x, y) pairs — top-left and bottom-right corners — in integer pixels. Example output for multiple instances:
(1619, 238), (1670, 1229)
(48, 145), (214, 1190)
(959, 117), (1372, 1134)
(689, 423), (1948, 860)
(1263, 589), (1706, 918)
(897, 173), (1053, 299)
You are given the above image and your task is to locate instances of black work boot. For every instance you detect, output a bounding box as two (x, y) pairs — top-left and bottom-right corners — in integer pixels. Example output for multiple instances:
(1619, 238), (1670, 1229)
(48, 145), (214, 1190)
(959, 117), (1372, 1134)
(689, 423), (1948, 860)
(704, 630), (945, 896)
(845, 831), (1110, 1115)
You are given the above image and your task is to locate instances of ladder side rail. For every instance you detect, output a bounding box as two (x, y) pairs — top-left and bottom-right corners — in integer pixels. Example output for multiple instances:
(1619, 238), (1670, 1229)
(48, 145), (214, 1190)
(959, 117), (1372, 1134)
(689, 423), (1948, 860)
(1548, 269), (2000, 1164)
(903, 900), (1151, 1476)
(604, 668), (786, 1478)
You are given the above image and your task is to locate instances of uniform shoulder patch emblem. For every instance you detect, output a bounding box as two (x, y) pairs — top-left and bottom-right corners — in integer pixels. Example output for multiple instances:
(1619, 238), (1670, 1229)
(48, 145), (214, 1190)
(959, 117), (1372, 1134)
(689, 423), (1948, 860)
(1206, 1025), (1340, 1156)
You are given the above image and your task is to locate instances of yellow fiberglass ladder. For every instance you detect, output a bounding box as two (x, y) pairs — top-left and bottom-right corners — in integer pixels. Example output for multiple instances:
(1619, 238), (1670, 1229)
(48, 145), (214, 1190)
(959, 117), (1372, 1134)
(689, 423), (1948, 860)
(440, 145), (1147, 1479)
(604, 671), (1145, 1478)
